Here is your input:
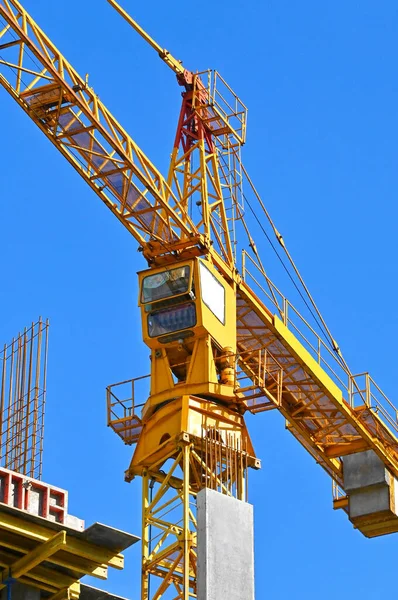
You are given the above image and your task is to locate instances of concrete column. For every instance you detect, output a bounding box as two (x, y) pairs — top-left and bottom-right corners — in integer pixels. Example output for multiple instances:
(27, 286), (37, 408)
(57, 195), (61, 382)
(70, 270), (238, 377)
(197, 488), (254, 600)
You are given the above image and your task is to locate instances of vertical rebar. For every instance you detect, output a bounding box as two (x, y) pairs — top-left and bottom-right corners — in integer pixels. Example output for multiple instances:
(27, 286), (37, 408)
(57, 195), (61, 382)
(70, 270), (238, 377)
(5, 337), (15, 469)
(0, 319), (49, 479)
(0, 344), (6, 454)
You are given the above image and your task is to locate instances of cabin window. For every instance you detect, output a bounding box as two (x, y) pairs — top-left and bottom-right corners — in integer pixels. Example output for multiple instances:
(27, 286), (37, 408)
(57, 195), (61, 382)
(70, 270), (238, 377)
(148, 302), (196, 337)
(141, 266), (190, 304)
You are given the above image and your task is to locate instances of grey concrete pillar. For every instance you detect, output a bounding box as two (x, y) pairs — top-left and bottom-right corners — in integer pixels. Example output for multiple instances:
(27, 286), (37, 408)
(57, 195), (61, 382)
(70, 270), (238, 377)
(197, 488), (254, 600)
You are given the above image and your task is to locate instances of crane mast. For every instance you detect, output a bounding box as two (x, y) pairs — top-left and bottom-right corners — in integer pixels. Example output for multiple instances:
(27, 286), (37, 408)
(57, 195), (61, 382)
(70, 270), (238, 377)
(2, 1), (398, 599)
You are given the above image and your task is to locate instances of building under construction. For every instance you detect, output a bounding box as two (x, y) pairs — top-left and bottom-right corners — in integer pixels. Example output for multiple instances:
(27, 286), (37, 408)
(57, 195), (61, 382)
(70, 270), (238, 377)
(0, 1), (397, 599)
(0, 319), (138, 599)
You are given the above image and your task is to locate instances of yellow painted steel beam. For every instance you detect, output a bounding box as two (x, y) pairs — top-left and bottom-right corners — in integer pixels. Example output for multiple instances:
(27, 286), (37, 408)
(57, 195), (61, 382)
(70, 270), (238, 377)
(107, 0), (186, 77)
(273, 316), (343, 401)
(0, 511), (124, 570)
(274, 315), (398, 472)
(325, 439), (370, 458)
(0, 529), (108, 580)
(0, 550), (76, 591)
(65, 539), (124, 571)
(333, 497), (349, 510)
(48, 587), (74, 600)
(0, 0), (201, 256)
(357, 519), (398, 537)
(0, 531), (66, 590)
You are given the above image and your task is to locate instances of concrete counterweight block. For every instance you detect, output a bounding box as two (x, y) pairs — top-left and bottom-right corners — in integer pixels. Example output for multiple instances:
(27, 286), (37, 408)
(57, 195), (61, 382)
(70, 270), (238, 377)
(197, 488), (254, 600)
(343, 450), (398, 537)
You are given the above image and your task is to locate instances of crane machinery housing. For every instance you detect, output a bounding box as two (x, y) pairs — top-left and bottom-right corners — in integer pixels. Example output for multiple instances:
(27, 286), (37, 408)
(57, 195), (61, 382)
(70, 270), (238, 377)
(1, 1), (398, 599)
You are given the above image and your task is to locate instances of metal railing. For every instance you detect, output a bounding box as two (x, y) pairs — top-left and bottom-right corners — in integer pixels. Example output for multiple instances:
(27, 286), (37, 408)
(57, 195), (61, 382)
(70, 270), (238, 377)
(241, 250), (398, 435)
(332, 479), (348, 509)
(236, 347), (283, 413)
(106, 375), (149, 445)
(193, 70), (247, 145)
(348, 373), (398, 434)
(106, 342), (285, 437)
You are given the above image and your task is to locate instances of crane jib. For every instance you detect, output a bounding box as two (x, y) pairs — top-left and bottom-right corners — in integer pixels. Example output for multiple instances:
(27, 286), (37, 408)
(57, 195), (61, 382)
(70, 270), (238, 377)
(0, 1), (200, 255)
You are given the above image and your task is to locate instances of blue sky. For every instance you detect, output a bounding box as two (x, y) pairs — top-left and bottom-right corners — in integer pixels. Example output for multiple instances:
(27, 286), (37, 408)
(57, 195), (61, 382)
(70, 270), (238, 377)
(1, 1), (398, 598)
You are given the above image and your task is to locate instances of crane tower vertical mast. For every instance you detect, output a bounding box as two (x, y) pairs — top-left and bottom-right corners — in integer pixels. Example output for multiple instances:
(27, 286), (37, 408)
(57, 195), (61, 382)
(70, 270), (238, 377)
(104, 0), (258, 600)
(105, 5), (255, 597)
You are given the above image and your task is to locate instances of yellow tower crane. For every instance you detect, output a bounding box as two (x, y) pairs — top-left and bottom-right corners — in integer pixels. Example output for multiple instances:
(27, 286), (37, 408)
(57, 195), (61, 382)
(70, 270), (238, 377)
(1, 1), (398, 599)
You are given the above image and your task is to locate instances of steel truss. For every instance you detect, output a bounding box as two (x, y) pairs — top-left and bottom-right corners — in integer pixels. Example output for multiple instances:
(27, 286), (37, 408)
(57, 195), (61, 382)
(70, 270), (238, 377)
(140, 431), (249, 600)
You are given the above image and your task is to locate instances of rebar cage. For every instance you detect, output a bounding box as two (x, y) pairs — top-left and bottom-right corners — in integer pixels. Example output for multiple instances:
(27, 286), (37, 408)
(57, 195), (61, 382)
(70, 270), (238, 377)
(0, 317), (49, 480)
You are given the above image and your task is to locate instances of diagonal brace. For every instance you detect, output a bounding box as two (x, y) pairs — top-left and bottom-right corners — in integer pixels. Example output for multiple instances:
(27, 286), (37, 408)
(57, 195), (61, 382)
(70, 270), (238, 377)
(0, 530), (67, 589)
